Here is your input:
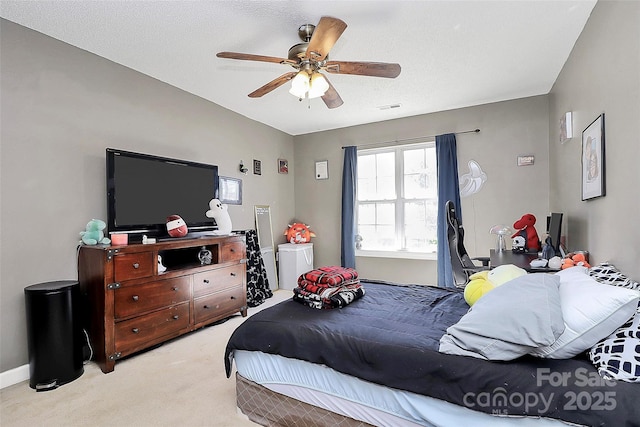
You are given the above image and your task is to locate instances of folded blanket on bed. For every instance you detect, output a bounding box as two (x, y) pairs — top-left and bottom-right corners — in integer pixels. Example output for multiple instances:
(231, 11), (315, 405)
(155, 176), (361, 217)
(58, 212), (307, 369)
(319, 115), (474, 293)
(298, 266), (359, 287)
(293, 282), (365, 309)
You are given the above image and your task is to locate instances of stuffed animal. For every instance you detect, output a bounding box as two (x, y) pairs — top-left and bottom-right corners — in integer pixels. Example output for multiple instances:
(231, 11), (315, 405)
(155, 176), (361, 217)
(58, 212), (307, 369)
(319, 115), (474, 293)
(511, 213), (541, 252)
(464, 273), (495, 306)
(512, 235), (526, 253)
(205, 198), (233, 235)
(284, 222), (316, 244)
(561, 253), (591, 270)
(463, 264), (527, 306)
(166, 214), (188, 237)
(80, 219), (111, 245)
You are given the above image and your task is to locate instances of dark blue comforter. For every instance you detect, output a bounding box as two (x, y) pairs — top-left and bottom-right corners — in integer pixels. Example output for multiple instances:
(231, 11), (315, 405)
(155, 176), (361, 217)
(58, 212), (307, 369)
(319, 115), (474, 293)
(225, 280), (640, 426)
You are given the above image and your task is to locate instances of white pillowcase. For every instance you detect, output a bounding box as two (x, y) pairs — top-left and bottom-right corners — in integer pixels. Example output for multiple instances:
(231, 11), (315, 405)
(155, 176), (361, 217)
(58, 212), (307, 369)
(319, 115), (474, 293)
(529, 267), (640, 359)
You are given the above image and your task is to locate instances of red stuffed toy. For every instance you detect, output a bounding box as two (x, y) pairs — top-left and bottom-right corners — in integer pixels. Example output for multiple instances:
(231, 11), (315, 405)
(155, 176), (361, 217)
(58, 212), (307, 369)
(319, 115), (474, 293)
(166, 214), (188, 237)
(284, 222), (316, 244)
(511, 214), (541, 252)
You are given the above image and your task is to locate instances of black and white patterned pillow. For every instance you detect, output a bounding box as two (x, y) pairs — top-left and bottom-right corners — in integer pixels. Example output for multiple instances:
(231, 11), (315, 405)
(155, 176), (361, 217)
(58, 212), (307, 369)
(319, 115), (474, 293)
(589, 262), (640, 290)
(588, 303), (640, 383)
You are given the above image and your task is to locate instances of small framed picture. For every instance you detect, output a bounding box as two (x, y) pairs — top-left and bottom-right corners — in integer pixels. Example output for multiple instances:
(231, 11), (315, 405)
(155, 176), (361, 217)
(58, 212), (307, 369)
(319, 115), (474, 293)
(517, 155), (535, 166)
(581, 114), (605, 201)
(315, 160), (329, 180)
(253, 159), (262, 175)
(218, 176), (242, 205)
(278, 159), (288, 174)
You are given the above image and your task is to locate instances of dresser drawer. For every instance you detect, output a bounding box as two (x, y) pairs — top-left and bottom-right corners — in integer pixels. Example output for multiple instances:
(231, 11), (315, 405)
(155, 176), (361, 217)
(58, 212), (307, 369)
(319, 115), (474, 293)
(220, 240), (245, 263)
(114, 276), (190, 320)
(115, 303), (189, 355)
(114, 252), (154, 281)
(194, 286), (244, 324)
(193, 264), (244, 298)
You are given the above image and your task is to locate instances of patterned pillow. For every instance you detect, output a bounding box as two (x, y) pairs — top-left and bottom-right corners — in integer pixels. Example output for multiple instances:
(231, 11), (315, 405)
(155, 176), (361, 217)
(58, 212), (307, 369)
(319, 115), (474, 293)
(589, 263), (640, 290)
(588, 303), (640, 383)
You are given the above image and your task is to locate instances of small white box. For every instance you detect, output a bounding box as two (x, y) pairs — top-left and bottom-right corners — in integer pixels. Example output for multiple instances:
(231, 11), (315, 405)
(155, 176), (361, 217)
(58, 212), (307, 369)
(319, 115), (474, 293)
(278, 243), (314, 290)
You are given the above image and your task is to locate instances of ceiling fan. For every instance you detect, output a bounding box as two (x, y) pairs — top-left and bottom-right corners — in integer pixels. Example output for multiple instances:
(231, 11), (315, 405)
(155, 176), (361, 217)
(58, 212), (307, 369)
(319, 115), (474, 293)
(217, 16), (401, 109)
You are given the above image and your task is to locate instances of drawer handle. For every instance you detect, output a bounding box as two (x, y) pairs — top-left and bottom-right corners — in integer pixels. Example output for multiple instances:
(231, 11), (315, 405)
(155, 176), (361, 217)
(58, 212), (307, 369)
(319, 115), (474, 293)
(230, 272), (236, 277)
(203, 305), (210, 309)
(172, 315), (179, 320)
(132, 295), (139, 301)
(132, 328), (140, 334)
(230, 248), (235, 252)
(230, 296), (236, 300)
(171, 287), (178, 291)
(133, 262), (140, 269)
(203, 279), (210, 284)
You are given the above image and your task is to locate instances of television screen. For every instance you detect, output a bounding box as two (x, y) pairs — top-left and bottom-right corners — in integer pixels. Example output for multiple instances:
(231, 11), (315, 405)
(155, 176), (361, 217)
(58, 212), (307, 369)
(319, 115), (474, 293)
(107, 148), (218, 238)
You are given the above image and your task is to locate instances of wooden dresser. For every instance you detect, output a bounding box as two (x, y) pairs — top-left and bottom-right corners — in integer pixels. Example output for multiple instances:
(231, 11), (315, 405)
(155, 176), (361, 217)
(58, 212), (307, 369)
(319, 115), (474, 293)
(78, 234), (247, 373)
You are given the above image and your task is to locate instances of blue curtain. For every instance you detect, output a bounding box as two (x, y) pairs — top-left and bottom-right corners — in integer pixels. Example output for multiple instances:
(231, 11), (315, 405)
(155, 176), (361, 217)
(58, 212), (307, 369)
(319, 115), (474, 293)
(436, 134), (461, 287)
(341, 146), (357, 268)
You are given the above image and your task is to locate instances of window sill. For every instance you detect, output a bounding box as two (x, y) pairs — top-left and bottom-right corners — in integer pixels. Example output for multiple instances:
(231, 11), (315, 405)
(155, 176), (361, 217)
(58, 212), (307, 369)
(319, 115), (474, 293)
(356, 250), (437, 261)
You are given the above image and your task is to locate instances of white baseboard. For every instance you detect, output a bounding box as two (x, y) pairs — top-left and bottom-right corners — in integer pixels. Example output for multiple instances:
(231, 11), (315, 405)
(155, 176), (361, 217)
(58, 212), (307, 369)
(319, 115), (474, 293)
(0, 364), (29, 389)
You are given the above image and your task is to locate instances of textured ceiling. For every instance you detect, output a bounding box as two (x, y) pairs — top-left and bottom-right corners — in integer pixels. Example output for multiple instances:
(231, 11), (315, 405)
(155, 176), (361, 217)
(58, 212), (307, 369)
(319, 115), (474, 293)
(1, 1), (596, 136)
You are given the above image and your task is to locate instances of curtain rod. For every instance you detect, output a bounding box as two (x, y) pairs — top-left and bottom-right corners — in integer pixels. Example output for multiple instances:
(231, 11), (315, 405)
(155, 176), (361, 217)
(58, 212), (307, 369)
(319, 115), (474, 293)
(341, 128), (480, 150)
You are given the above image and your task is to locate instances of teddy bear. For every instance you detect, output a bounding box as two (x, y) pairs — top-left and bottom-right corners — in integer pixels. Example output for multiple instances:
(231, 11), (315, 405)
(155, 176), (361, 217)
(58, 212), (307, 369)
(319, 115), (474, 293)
(463, 264), (527, 306)
(80, 219), (111, 245)
(205, 198), (233, 235)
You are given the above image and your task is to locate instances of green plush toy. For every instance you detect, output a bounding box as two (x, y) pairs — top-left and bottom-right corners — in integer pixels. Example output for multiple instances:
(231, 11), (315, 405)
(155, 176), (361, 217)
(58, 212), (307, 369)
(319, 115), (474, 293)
(80, 219), (111, 245)
(463, 264), (527, 306)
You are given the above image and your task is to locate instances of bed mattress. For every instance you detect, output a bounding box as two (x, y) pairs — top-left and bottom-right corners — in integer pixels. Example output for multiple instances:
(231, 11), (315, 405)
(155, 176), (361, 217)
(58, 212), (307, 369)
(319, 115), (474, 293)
(235, 350), (575, 427)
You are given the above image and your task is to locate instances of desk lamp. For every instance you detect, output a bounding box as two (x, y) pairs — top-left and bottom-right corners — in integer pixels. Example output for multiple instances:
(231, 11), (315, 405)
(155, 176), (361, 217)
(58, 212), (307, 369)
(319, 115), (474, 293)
(490, 225), (512, 252)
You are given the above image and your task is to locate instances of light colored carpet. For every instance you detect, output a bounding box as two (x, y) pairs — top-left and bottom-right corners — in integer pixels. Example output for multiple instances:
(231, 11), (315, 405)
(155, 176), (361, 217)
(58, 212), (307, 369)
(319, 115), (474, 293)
(0, 289), (292, 427)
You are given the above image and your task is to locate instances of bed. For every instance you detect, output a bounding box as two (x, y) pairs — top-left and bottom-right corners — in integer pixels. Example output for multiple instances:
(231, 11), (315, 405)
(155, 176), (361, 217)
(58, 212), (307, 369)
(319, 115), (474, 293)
(225, 274), (640, 426)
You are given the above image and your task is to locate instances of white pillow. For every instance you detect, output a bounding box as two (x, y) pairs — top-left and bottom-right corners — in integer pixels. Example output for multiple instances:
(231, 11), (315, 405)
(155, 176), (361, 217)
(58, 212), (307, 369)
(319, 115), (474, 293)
(530, 267), (640, 359)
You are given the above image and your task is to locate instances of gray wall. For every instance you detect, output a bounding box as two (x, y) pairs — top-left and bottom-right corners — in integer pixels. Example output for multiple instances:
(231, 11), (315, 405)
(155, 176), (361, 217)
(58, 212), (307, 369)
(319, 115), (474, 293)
(294, 96), (550, 285)
(548, 0), (640, 279)
(0, 20), (295, 372)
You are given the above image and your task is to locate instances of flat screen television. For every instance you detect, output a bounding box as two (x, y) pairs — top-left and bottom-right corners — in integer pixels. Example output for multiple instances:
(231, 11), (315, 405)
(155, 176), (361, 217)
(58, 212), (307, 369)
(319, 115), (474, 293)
(106, 148), (219, 239)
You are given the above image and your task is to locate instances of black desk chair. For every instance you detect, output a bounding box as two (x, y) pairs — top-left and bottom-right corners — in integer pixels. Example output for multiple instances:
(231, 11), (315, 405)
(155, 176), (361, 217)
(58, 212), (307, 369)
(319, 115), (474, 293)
(446, 200), (490, 287)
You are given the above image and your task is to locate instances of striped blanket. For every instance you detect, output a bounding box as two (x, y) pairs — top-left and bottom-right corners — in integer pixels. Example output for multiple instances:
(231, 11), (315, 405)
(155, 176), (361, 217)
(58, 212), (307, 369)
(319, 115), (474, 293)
(298, 265), (359, 287)
(293, 266), (364, 309)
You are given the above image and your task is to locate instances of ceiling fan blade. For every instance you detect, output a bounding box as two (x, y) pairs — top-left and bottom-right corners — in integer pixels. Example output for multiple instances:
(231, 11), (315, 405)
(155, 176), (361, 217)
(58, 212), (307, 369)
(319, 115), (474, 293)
(217, 51), (296, 66)
(305, 17), (347, 61)
(321, 77), (344, 109)
(324, 61), (401, 78)
(248, 72), (297, 98)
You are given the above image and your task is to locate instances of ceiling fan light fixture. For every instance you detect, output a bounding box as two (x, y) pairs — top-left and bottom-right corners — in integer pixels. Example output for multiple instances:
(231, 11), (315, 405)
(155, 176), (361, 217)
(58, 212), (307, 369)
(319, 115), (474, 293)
(308, 72), (329, 99)
(289, 71), (310, 98)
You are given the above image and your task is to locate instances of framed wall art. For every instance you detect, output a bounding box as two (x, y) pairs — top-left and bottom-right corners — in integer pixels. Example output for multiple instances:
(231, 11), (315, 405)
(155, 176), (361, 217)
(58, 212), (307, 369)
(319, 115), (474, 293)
(278, 159), (288, 174)
(218, 176), (242, 205)
(315, 160), (328, 180)
(253, 159), (262, 175)
(581, 114), (605, 201)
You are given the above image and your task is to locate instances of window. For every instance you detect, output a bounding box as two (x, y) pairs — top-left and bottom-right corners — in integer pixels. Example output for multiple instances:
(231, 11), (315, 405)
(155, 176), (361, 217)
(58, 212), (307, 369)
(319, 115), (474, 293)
(356, 143), (438, 257)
